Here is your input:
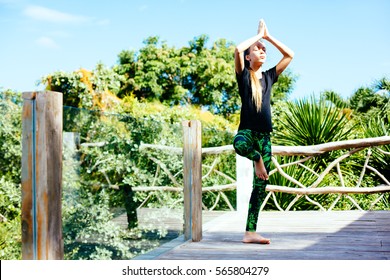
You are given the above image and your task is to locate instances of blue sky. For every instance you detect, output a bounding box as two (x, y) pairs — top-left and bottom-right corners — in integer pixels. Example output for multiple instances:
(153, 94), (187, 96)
(0, 0), (389, 99)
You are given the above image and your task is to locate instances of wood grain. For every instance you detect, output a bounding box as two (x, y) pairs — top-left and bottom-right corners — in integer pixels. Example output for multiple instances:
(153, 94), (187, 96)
(183, 120), (202, 242)
(154, 210), (390, 260)
(21, 91), (63, 259)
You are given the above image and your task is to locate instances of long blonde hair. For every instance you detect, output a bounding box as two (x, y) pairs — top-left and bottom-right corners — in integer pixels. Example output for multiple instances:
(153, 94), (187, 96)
(244, 46), (263, 112)
(249, 68), (262, 112)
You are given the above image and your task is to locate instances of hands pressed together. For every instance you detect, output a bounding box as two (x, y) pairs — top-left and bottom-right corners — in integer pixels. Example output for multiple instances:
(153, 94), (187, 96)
(257, 19), (270, 40)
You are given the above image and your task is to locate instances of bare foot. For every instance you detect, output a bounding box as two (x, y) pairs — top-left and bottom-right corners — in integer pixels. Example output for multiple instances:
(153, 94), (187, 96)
(242, 231), (271, 244)
(254, 158), (268, 180)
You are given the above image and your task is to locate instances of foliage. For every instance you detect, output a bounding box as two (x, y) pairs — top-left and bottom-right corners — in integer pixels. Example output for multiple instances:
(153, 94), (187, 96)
(0, 91), (22, 183)
(271, 69), (298, 102)
(267, 156), (319, 210)
(62, 186), (134, 260)
(42, 64), (123, 111)
(360, 102), (390, 181)
(0, 216), (21, 260)
(1, 39), (388, 260)
(324, 77), (389, 116)
(0, 177), (22, 260)
(350, 87), (388, 114)
(115, 35), (296, 116)
(58, 94), (236, 258)
(270, 92), (388, 210)
(324, 77), (390, 184)
(274, 94), (353, 146)
(0, 90), (22, 259)
(0, 177), (21, 222)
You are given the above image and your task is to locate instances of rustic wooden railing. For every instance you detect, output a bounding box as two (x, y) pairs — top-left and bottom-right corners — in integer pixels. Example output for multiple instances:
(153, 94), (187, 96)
(140, 136), (390, 214)
(21, 89), (389, 251)
(137, 143), (237, 211)
(265, 137), (390, 211)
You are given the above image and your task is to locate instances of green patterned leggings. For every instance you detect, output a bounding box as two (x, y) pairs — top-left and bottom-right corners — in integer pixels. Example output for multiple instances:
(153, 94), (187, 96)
(233, 129), (272, 232)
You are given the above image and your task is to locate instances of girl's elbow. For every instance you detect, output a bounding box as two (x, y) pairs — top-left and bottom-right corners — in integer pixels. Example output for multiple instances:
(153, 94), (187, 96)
(235, 47), (242, 56)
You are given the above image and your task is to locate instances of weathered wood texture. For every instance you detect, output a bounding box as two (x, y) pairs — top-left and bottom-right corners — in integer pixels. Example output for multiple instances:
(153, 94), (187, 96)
(267, 185), (390, 195)
(154, 210), (390, 260)
(140, 136), (390, 156)
(21, 91), (63, 260)
(183, 120), (202, 242)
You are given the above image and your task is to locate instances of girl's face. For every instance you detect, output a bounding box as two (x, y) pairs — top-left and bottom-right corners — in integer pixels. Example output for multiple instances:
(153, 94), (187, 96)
(246, 41), (267, 65)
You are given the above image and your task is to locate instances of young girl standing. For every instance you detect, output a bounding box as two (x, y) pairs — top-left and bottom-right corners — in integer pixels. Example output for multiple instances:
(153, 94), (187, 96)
(233, 19), (294, 244)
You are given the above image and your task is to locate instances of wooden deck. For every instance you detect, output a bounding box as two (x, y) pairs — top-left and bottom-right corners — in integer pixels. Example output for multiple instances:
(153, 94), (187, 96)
(136, 210), (390, 260)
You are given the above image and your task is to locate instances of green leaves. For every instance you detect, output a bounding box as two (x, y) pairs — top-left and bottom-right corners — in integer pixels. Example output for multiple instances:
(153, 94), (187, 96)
(272, 69), (298, 102)
(0, 92), (22, 183)
(275, 95), (352, 146)
(115, 35), (296, 116)
(40, 34), (296, 117)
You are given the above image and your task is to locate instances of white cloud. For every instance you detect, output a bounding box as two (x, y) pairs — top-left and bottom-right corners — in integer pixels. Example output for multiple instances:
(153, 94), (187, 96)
(35, 36), (59, 49)
(23, 5), (89, 24)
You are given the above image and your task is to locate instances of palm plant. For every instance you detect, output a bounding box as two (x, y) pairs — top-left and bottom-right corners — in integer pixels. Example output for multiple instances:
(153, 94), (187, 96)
(270, 95), (355, 210)
(374, 77), (390, 92)
(361, 102), (390, 180)
(324, 90), (350, 109)
(274, 94), (353, 146)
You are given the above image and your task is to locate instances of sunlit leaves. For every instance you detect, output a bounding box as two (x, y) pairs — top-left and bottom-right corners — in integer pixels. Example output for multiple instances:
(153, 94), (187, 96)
(275, 95), (352, 146)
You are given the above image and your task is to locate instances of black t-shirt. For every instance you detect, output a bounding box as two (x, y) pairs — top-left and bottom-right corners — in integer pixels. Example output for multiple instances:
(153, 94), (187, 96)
(236, 66), (278, 132)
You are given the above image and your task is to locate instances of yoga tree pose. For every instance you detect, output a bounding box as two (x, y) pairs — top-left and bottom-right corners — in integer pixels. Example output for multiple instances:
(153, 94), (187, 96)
(233, 19), (294, 244)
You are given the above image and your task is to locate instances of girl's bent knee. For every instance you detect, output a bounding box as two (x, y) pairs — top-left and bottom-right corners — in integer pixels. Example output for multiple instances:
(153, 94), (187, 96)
(233, 135), (251, 156)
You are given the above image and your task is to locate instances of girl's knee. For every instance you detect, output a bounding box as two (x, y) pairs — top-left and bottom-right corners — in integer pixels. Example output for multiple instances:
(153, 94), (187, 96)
(233, 135), (252, 156)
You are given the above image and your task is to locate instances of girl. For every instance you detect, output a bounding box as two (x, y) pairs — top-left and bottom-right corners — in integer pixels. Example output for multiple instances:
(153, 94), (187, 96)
(233, 19), (294, 244)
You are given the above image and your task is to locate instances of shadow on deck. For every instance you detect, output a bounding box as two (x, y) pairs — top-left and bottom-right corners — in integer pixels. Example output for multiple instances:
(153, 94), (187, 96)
(135, 210), (390, 260)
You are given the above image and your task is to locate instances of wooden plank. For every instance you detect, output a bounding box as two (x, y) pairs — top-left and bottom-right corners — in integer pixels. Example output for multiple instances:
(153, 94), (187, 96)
(182, 121), (191, 240)
(182, 120), (202, 242)
(154, 211), (390, 260)
(37, 91), (63, 259)
(158, 248), (389, 260)
(190, 120), (202, 242)
(21, 91), (63, 260)
(21, 92), (35, 259)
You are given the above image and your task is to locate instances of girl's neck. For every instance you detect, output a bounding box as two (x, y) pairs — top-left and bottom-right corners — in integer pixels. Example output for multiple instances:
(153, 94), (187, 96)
(250, 63), (263, 79)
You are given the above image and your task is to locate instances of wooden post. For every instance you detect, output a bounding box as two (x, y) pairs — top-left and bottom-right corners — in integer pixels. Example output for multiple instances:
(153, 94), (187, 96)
(21, 91), (63, 260)
(182, 120), (202, 242)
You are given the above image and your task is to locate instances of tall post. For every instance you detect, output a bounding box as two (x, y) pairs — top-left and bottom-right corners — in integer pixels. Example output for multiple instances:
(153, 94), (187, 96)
(182, 120), (202, 242)
(21, 91), (63, 259)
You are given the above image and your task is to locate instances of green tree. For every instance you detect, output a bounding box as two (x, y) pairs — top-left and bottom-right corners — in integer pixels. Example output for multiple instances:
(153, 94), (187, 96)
(116, 36), (187, 104)
(272, 69), (297, 102)
(325, 77), (389, 113)
(350, 87), (386, 113)
(42, 64), (123, 110)
(116, 35), (296, 116)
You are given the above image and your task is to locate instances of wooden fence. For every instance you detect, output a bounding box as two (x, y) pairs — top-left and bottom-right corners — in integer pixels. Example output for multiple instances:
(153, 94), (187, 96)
(140, 135), (390, 239)
(21, 92), (390, 254)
